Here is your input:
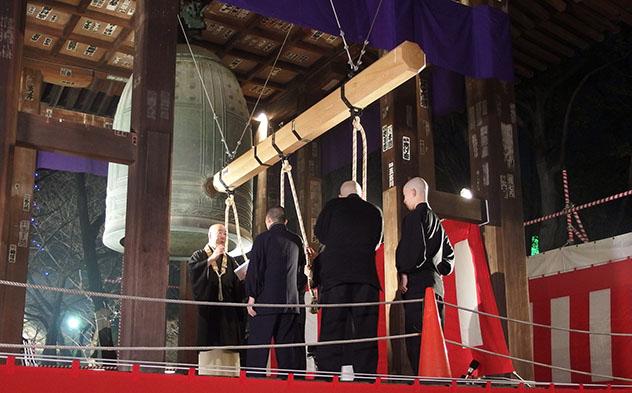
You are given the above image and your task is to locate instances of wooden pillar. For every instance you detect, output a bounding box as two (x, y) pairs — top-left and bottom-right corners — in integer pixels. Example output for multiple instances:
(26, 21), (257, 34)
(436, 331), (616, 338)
(119, 0), (178, 363)
(177, 260), (197, 365)
(0, 0), (28, 349)
(464, 0), (533, 379)
(466, 77), (532, 378)
(296, 142), (322, 249)
(380, 77), (421, 374)
(295, 89), (322, 249)
(416, 70), (436, 189)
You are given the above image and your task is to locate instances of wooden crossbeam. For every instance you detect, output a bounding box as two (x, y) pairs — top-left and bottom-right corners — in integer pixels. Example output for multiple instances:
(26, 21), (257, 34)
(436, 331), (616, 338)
(430, 190), (488, 224)
(210, 41), (426, 193)
(28, 22), (134, 56)
(197, 34), (307, 75)
(23, 47), (131, 80)
(49, 0), (91, 56)
(16, 111), (136, 164)
(97, 26), (134, 67)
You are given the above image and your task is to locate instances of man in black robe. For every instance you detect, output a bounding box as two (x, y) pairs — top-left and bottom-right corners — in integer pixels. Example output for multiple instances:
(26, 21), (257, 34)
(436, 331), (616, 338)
(188, 224), (245, 352)
(312, 180), (383, 376)
(396, 177), (455, 374)
(245, 206), (306, 375)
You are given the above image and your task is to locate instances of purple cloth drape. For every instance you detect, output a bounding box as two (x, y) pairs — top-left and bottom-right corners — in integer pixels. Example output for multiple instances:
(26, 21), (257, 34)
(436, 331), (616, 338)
(319, 102), (381, 174)
(223, 0), (514, 80)
(37, 151), (108, 177)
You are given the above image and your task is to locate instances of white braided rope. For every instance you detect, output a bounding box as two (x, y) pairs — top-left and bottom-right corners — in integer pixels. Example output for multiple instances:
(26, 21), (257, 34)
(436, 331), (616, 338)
(280, 159), (313, 294)
(281, 160), (309, 251)
(224, 194), (248, 262)
(279, 164), (285, 208)
(351, 116), (368, 199)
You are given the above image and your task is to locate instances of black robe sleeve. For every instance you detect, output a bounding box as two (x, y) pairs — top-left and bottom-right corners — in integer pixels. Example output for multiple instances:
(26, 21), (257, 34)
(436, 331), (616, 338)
(437, 230), (455, 275)
(296, 240), (307, 291)
(188, 249), (214, 301)
(314, 200), (333, 245)
(396, 212), (425, 274)
(245, 236), (265, 299)
(371, 205), (384, 249)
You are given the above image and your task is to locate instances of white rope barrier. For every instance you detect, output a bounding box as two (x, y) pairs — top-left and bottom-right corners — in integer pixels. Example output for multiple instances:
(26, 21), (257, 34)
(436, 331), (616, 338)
(445, 339), (632, 383)
(2, 279), (632, 337)
(0, 353), (544, 386)
(436, 299), (632, 337)
(5, 332), (632, 383)
(0, 332), (418, 352)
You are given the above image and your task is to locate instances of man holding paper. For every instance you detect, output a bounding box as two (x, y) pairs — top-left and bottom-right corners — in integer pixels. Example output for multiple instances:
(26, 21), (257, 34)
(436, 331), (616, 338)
(188, 224), (246, 374)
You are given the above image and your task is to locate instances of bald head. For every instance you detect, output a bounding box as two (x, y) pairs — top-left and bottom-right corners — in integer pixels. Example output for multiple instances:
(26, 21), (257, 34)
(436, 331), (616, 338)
(402, 177), (429, 211)
(208, 223), (227, 247)
(339, 180), (363, 198)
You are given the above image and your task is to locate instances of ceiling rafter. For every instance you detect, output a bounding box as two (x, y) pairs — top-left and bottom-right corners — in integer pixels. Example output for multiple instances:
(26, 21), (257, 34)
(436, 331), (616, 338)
(26, 22), (134, 56)
(243, 28), (309, 84)
(24, 46), (131, 79)
(29, 0), (133, 29)
(98, 21), (135, 68)
(49, 0), (91, 56)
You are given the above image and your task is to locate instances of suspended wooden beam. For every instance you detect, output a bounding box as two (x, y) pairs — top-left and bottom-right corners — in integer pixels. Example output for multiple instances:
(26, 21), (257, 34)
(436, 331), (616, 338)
(209, 41), (426, 193)
(16, 111), (136, 165)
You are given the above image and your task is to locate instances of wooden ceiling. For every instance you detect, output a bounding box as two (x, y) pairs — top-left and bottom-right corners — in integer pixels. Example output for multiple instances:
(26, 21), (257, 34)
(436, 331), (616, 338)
(21, 0), (631, 122)
(509, 0), (631, 78)
(22, 0), (368, 123)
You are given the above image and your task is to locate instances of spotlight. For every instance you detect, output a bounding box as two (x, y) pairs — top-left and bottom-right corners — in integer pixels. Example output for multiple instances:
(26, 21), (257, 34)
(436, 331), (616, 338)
(66, 315), (81, 330)
(254, 112), (268, 122)
(460, 188), (473, 200)
(255, 113), (269, 142)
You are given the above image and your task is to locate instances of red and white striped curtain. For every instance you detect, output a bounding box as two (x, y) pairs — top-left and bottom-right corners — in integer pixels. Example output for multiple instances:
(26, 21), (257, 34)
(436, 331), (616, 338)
(530, 256), (632, 383)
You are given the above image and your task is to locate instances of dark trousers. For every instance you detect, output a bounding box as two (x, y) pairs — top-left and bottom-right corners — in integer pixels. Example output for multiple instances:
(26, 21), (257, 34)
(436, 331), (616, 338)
(246, 313), (301, 375)
(402, 281), (444, 374)
(317, 283), (379, 375)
